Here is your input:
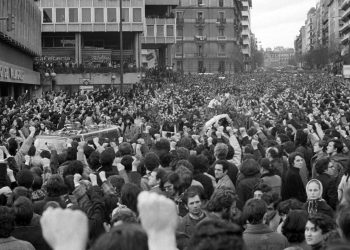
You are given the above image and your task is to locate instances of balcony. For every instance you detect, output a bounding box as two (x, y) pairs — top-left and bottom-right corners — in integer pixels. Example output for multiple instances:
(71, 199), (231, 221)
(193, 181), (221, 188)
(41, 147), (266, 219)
(242, 48), (250, 55)
(341, 33), (350, 44)
(217, 36), (227, 40)
(242, 11), (250, 17)
(142, 17), (176, 44)
(241, 20), (249, 26)
(341, 0), (350, 10)
(241, 29), (250, 36)
(342, 8), (350, 21)
(217, 52), (226, 57)
(216, 18), (226, 24)
(194, 35), (207, 42)
(340, 20), (350, 33)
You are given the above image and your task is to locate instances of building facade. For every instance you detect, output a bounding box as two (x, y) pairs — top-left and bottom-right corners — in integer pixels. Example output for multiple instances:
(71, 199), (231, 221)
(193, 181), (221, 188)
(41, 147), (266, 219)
(241, 0), (252, 71)
(174, 0), (243, 74)
(264, 48), (295, 68)
(35, 0), (177, 92)
(340, 0), (350, 62)
(0, 0), (41, 98)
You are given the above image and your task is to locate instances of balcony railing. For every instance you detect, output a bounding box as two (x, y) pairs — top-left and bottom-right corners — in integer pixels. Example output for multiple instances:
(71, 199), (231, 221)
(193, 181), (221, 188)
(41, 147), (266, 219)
(194, 35), (207, 41)
(195, 18), (205, 24)
(216, 18), (226, 24)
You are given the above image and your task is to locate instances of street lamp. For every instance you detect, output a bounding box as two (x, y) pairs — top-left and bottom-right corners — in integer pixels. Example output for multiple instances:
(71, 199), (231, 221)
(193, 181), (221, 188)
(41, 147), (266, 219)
(44, 71), (56, 91)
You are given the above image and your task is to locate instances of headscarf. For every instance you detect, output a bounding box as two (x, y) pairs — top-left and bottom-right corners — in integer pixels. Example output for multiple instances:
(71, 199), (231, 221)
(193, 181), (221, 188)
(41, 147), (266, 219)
(305, 179), (324, 215)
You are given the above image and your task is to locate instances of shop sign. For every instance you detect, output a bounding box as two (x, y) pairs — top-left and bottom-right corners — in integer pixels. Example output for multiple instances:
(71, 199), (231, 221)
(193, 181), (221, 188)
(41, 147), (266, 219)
(0, 64), (24, 81)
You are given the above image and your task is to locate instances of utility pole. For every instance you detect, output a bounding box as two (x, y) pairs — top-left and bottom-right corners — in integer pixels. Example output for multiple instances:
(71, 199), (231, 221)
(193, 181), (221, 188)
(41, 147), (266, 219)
(120, 0), (124, 93)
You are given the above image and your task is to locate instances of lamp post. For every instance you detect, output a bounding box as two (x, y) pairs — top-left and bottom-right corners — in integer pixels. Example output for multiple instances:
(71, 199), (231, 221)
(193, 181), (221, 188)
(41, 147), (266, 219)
(119, 0), (124, 93)
(44, 71), (56, 92)
(111, 74), (116, 89)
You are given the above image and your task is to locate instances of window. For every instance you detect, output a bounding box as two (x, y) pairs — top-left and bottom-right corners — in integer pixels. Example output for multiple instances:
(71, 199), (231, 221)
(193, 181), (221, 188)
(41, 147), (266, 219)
(42, 37), (54, 47)
(177, 27), (183, 37)
(198, 61), (204, 73)
(198, 28), (203, 36)
(95, 8), (104, 22)
(219, 0), (224, 7)
(176, 44), (182, 53)
(133, 8), (142, 22)
(69, 8), (78, 23)
(122, 8), (129, 22)
(166, 25), (174, 36)
(43, 8), (52, 23)
(176, 12), (183, 19)
(198, 0), (203, 6)
(157, 25), (164, 36)
(218, 28), (224, 36)
(107, 8), (116, 22)
(197, 12), (203, 20)
(177, 61), (183, 71)
(218, 11), (225, 19)
(219, 61), (225, 73)
(147, 25), (154, 36)
(198, 45), (203, 56)
(218, 43), (225, 53)
(82, 8), (91, 22)
(56, 8), (65, 23)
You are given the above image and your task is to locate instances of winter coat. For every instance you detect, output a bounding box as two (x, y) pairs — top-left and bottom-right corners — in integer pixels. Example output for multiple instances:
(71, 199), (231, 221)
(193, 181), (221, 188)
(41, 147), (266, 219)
(281, 167), (307, 202)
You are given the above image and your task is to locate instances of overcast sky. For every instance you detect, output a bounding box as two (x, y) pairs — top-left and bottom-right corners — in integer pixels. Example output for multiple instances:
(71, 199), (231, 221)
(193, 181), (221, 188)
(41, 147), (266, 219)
(251, 0), (317, 49)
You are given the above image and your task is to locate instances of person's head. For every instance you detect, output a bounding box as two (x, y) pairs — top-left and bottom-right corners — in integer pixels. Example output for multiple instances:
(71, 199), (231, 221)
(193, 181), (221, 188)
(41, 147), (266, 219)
(295, 130), (308, 147)
(46, 174), (67, 197)
(282, 209), (309, 243)
(313, 140), (327, 154)
(266, 147), (279, 160)
(118, 142), (133, 156)
(242, 198), (267, 225)
(121, 155), (134, 172)
(306, 179), (323, 201)
(288, 152), (305, 169)
(63, 160), (84, 178)
(110, 206), (138, 227)
(253, 183), (272, 199)
(183, 186), (204, 217)
(206, 187), (237, 220)
(175, 165), (193, 192)
(188, 154), (209, 174)
(91, 223), (148, 250)
(315, 157), (335, 176)
(214, 143), (228, 160)
(336, 206), (350, 242)
(187, 219), (244, 250)
(13, 196), (33, 226)
(327, 139), (343, 155)
(16, 169), (34, 189)
(120, 183), (141, 215)
(88, 151), (101, 171)
(214, 160), (230, 180)
(305, 213), (336, 246)
(0, 206), (15, 238)
(144, 152), (160, 173)
(100, 148), (116, 168)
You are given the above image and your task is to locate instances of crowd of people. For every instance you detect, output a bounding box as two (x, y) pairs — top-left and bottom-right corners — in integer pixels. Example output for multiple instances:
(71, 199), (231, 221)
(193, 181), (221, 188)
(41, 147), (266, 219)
(1, 70), (350, 250)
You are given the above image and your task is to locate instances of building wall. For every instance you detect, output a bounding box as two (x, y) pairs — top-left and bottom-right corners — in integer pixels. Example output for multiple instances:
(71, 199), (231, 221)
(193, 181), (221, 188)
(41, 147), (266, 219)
(328, 0), (343, 54)
(174, 0), (243, 73)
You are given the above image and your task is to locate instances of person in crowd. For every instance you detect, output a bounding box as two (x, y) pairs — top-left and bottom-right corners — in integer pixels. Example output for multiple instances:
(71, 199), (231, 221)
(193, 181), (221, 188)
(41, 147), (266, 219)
(177, 186), (207, 237)
(0, 206), (35, 250)
(259, 157), (282, 195)
(214, 160), (235, 191)
(281, 209), (310, 249)
(303, 179), (334, 218)
(314, 157), (338, 210)
(281, 152), (307, 202)
(305, 213), (336, 250)
(338, 159), (350, 203)
(242, 198), (288, 250)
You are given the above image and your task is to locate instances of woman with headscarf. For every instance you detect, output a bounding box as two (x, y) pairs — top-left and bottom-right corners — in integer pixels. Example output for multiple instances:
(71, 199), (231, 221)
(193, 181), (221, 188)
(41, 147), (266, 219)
(303, 179), (334, 218)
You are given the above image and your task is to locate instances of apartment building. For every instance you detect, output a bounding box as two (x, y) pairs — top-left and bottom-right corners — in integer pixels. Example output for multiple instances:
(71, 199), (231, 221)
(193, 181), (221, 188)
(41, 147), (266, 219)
(35, 0), (177, 92)
(241, 0), (252, 71)
(0, 0), (41, 98)
(174, 0), (243, 73)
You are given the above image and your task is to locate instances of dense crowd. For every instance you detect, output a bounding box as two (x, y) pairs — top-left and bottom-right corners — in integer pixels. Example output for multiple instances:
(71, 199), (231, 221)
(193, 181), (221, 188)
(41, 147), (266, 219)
(1, 70), (350, 250)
